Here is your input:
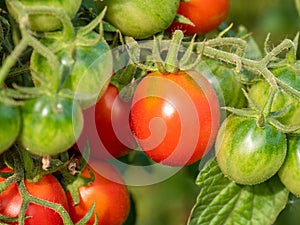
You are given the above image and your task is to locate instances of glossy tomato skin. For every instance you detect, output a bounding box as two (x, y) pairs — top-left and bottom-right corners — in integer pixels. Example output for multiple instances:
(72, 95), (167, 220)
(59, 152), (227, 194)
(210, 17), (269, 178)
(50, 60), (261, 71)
(20, 95), (83, 156)
(0, 169), (69, 225)
(5, 0), (82, 32)
(278, 135), (300, 197)
(130, 70), (220, 166)
(215, 115), (287, 185)
(167, 0), (230, 35)
(30, 32), (113, 109)
(96, 0), (179, 39)
(67, 161), (130, 225)
(0, 102), (21, 154)
(76, 85), (136, 159)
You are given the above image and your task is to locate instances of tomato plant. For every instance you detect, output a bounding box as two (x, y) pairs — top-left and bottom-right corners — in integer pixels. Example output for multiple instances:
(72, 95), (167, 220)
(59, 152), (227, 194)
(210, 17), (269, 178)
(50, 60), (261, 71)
(167, 0), (230, 35)
(130, 70), (220, 166)
(278, 135), (300, 197)
(0, 168), (69, 225)
(6, 0), (82, 32)
(215, 114), (287, 185)
(0, 102), (21, 154)
(248, 62), (300, 127)
(96, 0), (180, 39)
(30, 31), (113, 109)
(67, 161), (130, 225)
(19, 95), (83, 156)
(77, 84), (136, 159)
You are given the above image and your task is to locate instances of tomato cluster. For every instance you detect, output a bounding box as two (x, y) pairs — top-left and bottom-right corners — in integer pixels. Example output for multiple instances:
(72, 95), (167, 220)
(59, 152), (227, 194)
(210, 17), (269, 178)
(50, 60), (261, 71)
(0, 0), (299, 225)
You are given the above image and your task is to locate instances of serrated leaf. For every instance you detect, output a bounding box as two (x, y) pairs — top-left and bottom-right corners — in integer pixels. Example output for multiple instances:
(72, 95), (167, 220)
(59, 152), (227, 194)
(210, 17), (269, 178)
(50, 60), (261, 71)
(187, 158), (289, 225)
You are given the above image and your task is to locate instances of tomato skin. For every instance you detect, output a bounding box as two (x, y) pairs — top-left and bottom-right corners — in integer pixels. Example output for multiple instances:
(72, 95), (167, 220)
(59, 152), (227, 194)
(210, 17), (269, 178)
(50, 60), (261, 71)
(130, 70), (220, 166)
(30, 32), (113, 109)
(5, 0), (82, 32)
(0, 102), (21, 154)
(0, 170), (69, 225)
(76, 85), (136, 159)
(215, 115), (287, 185)
(67, 161), (130, 225)
(20, 95), (83, 156)
(96, 0), (179, 39)
(278, 135), (300, 197)
(167, 0), (230, 35)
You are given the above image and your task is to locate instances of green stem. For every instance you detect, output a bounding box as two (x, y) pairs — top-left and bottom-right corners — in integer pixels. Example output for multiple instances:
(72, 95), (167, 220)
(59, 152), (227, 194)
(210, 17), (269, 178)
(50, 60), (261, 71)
(164, 30), (183, 73)
(0, 37), (28, 84)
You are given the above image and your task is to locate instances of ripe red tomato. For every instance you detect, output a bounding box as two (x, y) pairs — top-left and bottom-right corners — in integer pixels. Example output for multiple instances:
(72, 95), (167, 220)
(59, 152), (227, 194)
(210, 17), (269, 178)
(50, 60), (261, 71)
(76, 84), (136, 159)
(67, 161), (130, 225)
(0, 169), (69, 225)
(130, 70), (220, 166)
(167, 0), (230, 35)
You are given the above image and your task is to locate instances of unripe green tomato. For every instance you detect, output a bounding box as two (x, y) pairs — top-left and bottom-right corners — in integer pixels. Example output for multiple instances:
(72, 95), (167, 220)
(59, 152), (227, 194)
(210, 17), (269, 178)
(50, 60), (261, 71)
(20, 95), (83, 156)
(216, 115), (287, 185)
(0, 102), (21, 153)
(96, 0), (179, 39)
(278, 135), (300, 197)
(6, 0), (82, 32)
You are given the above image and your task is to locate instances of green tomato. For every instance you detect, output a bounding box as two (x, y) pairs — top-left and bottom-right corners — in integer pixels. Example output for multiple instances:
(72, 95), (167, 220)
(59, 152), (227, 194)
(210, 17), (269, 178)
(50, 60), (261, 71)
(278, 135), (300, 197)
(30, 32), (113, 109)
(6, 0), (82, 32)
(0, 102), (21, 153)
(20, 95), (83, 156)
(215, 115), (287, 185)
(248, 62), (300, 127)
(96, 0), (179, 39)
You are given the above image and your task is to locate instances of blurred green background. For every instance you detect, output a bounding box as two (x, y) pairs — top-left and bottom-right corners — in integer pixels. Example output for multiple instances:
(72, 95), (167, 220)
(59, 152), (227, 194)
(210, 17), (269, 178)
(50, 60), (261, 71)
(127, 1), (300, 225)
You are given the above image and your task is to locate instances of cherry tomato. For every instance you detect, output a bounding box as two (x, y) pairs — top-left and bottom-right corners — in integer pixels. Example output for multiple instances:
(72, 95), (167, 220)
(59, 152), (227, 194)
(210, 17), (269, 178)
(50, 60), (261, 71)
(96, 0), (179, 39)
(5, 0), (82, 32)
(130, 70), (220, 166)
(67, 161), (130, 225)
(0, 169), (69, 225)
(76, 85), (136, 159)
(0, 102), (21, 154)
(30, 32), (113, 109)
(215, 115), (287, 185)
(167, 0), (230, 35)
(278, 135), (300, 197)
(20, 95), (83, 156)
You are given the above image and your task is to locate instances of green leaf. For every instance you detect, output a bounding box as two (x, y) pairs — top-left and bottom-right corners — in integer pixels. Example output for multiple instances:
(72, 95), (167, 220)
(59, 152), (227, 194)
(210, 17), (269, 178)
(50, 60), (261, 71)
(295, 0), (300, 17)
(174, 14), (195, 26)
(187, 158), (289, 225)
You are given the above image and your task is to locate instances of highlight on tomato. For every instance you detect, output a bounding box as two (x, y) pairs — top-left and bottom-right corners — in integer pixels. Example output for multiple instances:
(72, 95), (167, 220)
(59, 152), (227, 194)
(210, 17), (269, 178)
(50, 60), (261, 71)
(67, 160), (130, 225)
(130, 70), (220, 166)
(167, 0), (230, 35)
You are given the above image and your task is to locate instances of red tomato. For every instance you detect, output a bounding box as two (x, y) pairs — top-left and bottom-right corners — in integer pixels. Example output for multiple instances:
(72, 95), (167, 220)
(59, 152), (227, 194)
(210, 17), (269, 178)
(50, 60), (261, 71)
(0, 169), (69, 225)
(67, 161), (130, 225)
(130, 70), (220, 166)
(76, 85), (136, 159)
(167, 0), (230, 35)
